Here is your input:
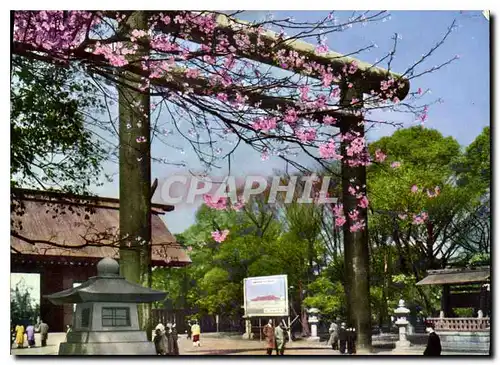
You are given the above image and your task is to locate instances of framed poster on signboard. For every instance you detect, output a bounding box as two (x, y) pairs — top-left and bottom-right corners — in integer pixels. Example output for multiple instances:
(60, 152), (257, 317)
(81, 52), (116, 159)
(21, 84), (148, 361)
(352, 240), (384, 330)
(243, 275), (288, 317)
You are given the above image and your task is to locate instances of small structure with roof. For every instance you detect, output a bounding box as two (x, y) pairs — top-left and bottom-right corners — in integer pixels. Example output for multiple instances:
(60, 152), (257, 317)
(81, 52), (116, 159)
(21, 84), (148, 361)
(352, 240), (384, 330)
(416, 266), (490, 353)
(46, 257), (166, 355)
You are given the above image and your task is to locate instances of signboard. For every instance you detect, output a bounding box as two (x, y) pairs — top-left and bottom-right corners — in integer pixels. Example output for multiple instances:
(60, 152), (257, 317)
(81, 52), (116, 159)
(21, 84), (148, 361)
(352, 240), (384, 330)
(243, 275), (288, 317)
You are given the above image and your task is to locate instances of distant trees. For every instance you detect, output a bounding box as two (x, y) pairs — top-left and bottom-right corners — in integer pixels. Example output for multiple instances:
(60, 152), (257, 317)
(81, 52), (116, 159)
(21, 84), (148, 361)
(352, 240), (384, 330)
(11, 279), (40, 326)
(152, 126), (490, 331)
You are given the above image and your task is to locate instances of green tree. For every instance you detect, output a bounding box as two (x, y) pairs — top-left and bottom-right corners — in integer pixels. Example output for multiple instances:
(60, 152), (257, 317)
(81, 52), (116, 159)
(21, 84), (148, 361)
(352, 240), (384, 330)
(11, 56), (107, 194)
(11, 280), (40, 326)
(455, 126), (490, 192)
(367, 126), (489, 315)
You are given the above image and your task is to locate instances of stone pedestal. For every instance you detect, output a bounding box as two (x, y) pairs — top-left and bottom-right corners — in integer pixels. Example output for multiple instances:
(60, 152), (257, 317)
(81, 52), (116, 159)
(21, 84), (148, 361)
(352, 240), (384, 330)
(306, 308), (320, 342)
(242, 318), (254, 340)
(393, 299), (411, 351)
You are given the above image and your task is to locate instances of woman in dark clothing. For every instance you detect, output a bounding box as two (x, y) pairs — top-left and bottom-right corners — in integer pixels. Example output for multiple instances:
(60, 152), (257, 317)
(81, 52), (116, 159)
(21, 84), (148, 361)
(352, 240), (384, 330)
(338, 323), (347, 354)
(166, 323), (180, 355)
(347, 327), (357, 354)
(423, 321), (442, 356)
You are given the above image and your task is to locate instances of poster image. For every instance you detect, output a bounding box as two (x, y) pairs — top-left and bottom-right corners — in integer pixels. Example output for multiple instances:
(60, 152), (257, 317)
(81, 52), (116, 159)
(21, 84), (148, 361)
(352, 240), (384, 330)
(243, 275), (288, 317)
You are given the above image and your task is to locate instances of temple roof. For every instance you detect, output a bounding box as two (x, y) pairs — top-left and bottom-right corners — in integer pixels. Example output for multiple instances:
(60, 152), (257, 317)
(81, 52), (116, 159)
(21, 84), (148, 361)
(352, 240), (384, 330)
(416, 266), (490, 286)
(11, 188), (190, 267)
(45, 258), (166, 304)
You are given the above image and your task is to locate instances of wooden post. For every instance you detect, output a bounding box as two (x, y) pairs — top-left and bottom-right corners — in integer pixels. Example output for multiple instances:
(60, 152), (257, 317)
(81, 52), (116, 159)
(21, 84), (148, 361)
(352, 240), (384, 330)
(259, 318), (262, 342)
(339, 84), (372, 353)
(441, 285), (451, 317)
(117, 11), (153, 341)
(288, 316), (292, 342)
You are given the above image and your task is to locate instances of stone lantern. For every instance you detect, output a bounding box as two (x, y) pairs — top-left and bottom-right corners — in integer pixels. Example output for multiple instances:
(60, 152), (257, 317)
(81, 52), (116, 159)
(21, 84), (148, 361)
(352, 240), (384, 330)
(393, 299), (411, 351)
(45, 257), (166, 355)
(307, 308), (320, 342)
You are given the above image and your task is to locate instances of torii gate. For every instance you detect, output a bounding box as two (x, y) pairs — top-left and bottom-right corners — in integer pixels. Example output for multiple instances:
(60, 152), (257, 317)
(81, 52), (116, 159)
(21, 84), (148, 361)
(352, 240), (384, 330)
(116, 11), (410, 351)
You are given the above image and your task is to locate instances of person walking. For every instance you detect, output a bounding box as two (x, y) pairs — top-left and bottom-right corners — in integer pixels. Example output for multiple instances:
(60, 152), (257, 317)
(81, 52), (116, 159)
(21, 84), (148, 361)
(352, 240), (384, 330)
(274, 322), (288, 355)
(328, 320), (339, 350)
(423, 321), (442, 356)
(14, 323), (25, 349)
(153, 322), (168, 355)
(191, 320), (201, 347)
(347, 327), (357, 354)
(338, 322), (347, 354)
(263, 319), (275, 355)
(26, 323), (36, 348)
(39, 320), (49, 347)
(166, 322), (180, 355)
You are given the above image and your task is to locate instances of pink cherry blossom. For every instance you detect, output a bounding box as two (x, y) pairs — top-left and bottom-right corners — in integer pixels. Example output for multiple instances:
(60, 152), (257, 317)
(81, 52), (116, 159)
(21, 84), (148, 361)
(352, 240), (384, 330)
(335, 215), (346, 227)
(284, 108), (299, 125)
(231, 196), (246, 211)
(185, 68), (200, 79)
(130, 29), (148, 41)
(315, 43), (329, 54)
(348, 61), (358, 74)
(323, 115), (337, 125)
(348, 209), (359, 221)
(299, 85), (310, 101)
(398, 213), (407, 220)
(330, 88), (340, 98)
(358, 196), (369, 209)
(295, 128), (317, 142)
(333, 203), (344, 217)
(216, 93), (228, 102)
(350, 219), (365, 232)
(212, 229), (230, 243)
(203, 194), (228, 210)
(322, 71), (334, 87)
(391, 161), (401, 168)
(374, 149), (387, 162)
(136, 136), (147, 143)
(346, 137), (366, 157)
(319, 140), (343, 160)
(412, 211), (428, 225)
(411, 185), (419, 193)
(252, 117), (277, 132)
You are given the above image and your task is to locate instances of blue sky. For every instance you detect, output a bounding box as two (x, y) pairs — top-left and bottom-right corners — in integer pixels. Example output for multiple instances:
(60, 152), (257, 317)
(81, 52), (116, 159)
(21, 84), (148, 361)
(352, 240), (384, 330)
(90, 10), (490, 234)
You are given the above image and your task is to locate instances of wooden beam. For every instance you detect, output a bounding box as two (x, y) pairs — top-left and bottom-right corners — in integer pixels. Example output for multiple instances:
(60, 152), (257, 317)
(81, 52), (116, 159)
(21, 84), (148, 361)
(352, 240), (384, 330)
(153, 11), (410, 100)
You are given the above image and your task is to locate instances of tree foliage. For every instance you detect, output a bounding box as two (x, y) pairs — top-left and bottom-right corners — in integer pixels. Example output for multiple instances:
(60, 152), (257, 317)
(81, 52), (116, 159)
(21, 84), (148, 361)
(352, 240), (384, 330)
(11, 56), (108, 194)
(11, 280), (40, 326)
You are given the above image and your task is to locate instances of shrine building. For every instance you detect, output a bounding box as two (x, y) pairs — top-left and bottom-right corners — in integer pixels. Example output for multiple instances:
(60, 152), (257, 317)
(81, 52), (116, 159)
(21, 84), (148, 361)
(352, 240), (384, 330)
(11, 188), (190, 332)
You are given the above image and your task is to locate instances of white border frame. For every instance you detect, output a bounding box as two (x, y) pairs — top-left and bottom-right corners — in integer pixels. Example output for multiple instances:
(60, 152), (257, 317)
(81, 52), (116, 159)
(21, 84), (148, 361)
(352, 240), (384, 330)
(243, 274), (288, 318)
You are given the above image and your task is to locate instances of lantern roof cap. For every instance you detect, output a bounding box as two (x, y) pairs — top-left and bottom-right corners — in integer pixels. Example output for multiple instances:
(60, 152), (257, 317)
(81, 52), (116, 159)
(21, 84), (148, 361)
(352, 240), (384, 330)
(45, 258), (166, 305)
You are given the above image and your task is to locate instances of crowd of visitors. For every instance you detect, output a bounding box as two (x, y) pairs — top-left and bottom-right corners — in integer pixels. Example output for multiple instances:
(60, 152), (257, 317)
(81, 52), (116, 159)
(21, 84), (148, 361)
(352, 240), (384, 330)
(12, 317), (49, 349)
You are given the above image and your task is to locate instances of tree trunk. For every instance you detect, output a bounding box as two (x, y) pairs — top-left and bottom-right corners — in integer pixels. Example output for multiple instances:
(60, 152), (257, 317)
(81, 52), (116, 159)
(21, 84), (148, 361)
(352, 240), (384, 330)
(339, 86), (372, 353)
(118, 11), (153, 341)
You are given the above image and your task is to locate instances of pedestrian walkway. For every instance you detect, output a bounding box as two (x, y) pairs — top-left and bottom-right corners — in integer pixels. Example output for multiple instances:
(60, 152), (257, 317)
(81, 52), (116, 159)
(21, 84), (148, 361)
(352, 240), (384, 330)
(11, 332), (490, 356)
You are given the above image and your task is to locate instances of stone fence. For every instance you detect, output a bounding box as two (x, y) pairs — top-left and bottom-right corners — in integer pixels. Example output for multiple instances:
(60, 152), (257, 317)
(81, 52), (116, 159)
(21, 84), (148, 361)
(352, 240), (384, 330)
(426, 317), (490, 332)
